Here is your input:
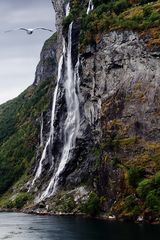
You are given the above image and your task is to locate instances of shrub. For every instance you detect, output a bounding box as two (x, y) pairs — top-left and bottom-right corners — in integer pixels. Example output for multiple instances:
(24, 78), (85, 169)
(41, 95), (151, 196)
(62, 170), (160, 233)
(143, 5), (153, 18)
(14, 193), (31, 209)
(61, 196), (76, 213)
(123, 195), (141, 215)
(93, 0), (113, 7)
(63, 13), (74, 29)
(137, 179), (153, 199)
(154, 172), (160, 186)
(124, 195), (137, 211)
(128, 167), (145, 188)
(95, 3), (110, 16)
(5, 200), (14, 209)
(113, 0), (130, 15)
(146, 190), (160, 212)
(82, 192), (100, 216)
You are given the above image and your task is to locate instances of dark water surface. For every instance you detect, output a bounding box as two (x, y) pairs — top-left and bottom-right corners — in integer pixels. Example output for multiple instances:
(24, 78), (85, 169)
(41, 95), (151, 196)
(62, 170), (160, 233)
(0, 213), (160, 240)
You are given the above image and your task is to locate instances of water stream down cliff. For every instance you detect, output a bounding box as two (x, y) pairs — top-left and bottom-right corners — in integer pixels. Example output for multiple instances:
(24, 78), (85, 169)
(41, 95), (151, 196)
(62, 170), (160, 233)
(87, 0), (94, 14)
(30, 5), (81, 201)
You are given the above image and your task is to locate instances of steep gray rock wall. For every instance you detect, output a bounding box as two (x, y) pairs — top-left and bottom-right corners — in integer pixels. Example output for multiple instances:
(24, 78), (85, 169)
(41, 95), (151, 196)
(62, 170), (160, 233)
(48, 29), (160, 213)
(71, 30), (160, 210)
(32, 1), (160, 193)
(34, 34), (57, 85)
(27, 1), (160, 218)
(81, 30), (160, 140)
(51, 0), (64, 59)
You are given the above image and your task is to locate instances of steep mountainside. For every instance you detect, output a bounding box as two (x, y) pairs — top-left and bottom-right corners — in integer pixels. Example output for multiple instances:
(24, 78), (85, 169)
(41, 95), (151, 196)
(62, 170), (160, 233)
(0, 33), (57, 204)
(0, 0), (160, 222)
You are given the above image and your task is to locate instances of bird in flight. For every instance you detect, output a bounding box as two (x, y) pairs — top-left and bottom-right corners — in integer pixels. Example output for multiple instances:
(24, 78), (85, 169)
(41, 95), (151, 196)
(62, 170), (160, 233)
(4, 27), (53, 35)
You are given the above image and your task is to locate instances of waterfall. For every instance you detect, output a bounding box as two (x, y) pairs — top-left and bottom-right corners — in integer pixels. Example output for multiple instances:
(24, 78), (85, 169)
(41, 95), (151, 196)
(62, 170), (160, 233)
(40, 112), (44, 147)
(30, 47), (65, 188)
(40, 22), (80, 200)
(65, 2), (70, 16)
(87, 0), (94, 14)
(31, 2), (80, 202)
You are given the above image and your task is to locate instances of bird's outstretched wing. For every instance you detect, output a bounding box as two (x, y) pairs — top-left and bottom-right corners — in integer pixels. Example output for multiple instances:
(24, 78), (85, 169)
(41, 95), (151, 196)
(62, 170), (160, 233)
(4, 28), (28, 33)
(19, 28), (29, 32)
(34, 27), (53, 32)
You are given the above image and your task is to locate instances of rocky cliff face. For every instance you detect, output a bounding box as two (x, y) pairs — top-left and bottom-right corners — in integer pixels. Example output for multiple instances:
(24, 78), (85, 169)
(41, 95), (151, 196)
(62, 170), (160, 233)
(28, 1), (160, 220)
(0, 32), (57, 205)
(34, 34), (57, 85)
(1, 0), (160, 221)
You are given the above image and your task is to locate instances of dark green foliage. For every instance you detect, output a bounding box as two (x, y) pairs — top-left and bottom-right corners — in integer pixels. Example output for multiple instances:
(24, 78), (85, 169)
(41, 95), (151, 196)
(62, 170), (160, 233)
(94, 3), (110, 16)
(63, 13), (74, 29)
(112, 0), (130, 15)
(123, 195), (141, 215)
(124, 195), (136, 211)
(49, 192), (76, 213)
(81, 192), (100, 216)
(4, 192), (32, 209)
(137, 179), (153, 199)
(154, 172), (160, 185)
(128, 167), (145, 188)
(92, 146), (101, 157)
(63, 0), (85, 29)
(93, 0), (111, 7)
(143, 4), (153, 17)
(78, 0), (160, 48)
(61, 196), (76, 213)
(14, 192), (32, 209)
(137, 172), (160, 213)
(146, 190), (160, 212)
(62, 0), (160, 49)
(5, 200), (14, 209)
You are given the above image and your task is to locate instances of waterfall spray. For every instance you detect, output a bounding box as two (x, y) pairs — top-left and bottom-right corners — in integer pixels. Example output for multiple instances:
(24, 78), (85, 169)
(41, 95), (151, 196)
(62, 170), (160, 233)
(40, 22), (80, 200)
(31, 2), (80, 202)
(66, 2), (70, 16)
(31, 46), (65, 188)
(87, 0), (94, 14)
(40, 112), (44, 147)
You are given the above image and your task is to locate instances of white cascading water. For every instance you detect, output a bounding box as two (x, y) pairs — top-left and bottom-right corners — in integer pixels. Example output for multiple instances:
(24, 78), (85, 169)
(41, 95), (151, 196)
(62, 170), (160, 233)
(31, 2), (80, 202)
(31, 49), (65, 187)
(31, 3), (70, 188)
(40, 112), (44, 147)
(66, 2), (70, 17)
(87, 0), (94, 14)
(40, 22), (80, 200)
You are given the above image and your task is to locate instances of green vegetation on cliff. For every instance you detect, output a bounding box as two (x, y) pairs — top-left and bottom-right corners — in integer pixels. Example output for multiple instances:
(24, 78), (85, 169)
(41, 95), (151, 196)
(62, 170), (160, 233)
(0, 32), (57, 200)
(0, 0), (160, 222)
(63, 0), (160, 49)
(0, 78), (53, 196)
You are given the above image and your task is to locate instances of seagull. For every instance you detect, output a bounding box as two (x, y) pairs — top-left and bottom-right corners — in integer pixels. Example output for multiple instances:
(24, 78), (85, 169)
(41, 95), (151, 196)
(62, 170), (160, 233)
(4, 27), (53, 35)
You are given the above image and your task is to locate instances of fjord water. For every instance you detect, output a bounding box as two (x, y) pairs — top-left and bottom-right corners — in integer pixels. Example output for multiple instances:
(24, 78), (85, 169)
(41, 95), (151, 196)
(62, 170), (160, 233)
(1, 213), (160, 240)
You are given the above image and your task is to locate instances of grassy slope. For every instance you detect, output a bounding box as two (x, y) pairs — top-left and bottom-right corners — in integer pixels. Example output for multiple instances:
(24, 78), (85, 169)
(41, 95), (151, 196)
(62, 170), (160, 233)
(0, 32), (57, 203)
(0, 78), (54, 197)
